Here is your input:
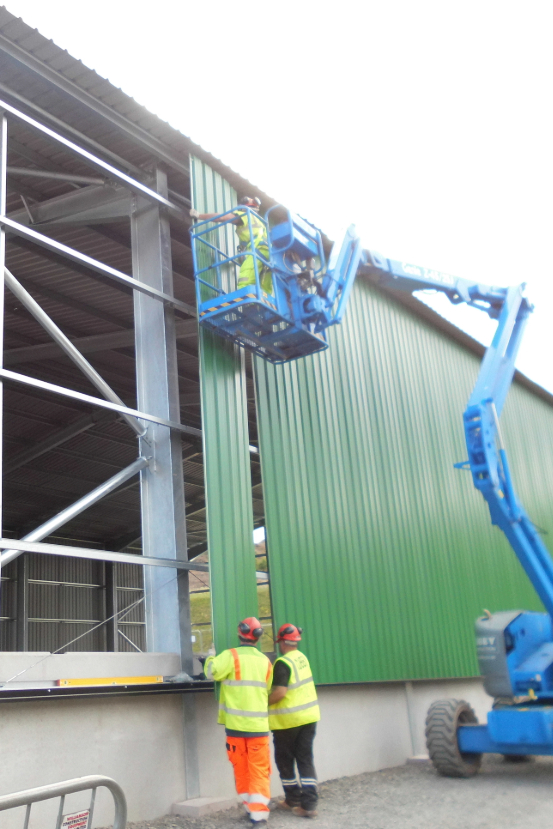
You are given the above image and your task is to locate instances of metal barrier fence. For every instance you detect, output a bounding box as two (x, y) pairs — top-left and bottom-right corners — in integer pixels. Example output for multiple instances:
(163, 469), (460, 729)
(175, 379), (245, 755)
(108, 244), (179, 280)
(0, 775), (127, 829)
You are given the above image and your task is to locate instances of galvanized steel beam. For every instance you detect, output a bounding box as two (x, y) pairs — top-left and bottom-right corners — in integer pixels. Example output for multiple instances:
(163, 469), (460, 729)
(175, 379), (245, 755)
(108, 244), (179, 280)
(132, 167), (199, 798)
(0, 111), (6, 596)
(5, 266), (145, 437)
(0, 456), (150, 566)
(7, 167), (107, 186)
(0, 80), (148, 178)
(0, 538), (209, 571)
(0, 216), (196, 316)
(0, 367), (202, 436)
(15, 553), (28, 651)
(104, 562), (119, 652)
(0, 37), (191, 180)
(8, 183), (132, 226)
(131, 168), (193, 654)
(4, 319), (197, 366)
(0, 96), (186, 214)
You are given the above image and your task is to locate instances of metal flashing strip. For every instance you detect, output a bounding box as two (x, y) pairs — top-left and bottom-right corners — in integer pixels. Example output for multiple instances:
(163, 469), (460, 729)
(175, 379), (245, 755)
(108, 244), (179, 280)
(0, 538), (209, 572)
(0, 216), (196, 316)
(0, 95), (186, 213)
(0, 367), (202, 437)
(0, 681), (214, 703)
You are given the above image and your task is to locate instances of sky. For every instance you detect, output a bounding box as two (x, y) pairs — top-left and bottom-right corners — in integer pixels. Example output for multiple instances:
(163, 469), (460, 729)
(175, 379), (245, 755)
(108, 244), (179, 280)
(3, 0), (553, 392)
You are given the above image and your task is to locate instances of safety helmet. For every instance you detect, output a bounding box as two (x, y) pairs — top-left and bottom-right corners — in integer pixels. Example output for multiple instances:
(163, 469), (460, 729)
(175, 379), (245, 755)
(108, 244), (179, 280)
(277, 623), (302, 643)
(239, 196), (261, 208)
(238, 616), (263, 641)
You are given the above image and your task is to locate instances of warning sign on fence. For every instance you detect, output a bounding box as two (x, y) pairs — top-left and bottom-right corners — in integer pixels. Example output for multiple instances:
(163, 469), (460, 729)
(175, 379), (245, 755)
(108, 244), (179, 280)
(61, 810), (90, 829)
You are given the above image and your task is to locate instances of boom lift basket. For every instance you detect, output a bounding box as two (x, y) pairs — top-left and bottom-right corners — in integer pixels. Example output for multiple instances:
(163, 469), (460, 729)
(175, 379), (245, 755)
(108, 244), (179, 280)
(190, 207), (330, 363)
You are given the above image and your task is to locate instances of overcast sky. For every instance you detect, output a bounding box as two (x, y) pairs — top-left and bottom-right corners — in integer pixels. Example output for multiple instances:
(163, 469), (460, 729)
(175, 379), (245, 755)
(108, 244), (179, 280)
(3, 0), (553, 393)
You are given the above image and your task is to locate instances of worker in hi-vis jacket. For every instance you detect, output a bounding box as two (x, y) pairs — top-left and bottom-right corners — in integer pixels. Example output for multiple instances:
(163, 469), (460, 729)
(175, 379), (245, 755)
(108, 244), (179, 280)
(268, 624), (321, 819)
(189, 196), (273, 293)
(205, 617), (273, 825)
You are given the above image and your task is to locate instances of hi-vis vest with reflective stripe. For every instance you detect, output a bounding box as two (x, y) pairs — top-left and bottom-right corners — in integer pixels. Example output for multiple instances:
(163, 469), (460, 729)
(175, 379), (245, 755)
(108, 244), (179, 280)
(269, 649), (320, 730)
(233, 209), (268, 249)
(206, 645), (272, 732)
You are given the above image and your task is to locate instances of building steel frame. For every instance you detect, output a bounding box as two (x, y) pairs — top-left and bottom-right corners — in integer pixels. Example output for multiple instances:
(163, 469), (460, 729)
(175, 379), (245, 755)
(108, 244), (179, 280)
(0, 98), (204, 795)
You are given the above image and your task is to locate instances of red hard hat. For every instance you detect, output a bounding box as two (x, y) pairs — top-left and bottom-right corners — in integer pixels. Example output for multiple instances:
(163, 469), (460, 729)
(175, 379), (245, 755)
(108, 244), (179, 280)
(239, 196), (261, 208)
(238, 617), (263, 642)
(277, 623), (302, 643)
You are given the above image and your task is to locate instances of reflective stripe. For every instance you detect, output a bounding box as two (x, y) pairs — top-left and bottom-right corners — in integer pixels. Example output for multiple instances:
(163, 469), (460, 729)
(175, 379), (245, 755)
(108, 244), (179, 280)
(250, 814), (269, 823)
(287, 676), (314, 690)
(300, 779), (318, 786)
(222, 679), (267, 688)
(281, 655), (300, 685)
(250, 793), (271, 805)
(281, 780), (298, 786)
(230, 648), (241, 681)
(269, 700), (319, 715)
(219, 704), (267, 717)
(239, 793), (250, 801)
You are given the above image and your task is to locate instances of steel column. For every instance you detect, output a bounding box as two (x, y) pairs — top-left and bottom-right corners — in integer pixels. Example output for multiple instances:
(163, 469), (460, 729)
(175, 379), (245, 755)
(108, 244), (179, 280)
(131, 168), (199, 799)
(104, 562), (118, 652)
(0, 112), (7, 611)
(16, 554), (28, 651)
(131, 168), (193, 658)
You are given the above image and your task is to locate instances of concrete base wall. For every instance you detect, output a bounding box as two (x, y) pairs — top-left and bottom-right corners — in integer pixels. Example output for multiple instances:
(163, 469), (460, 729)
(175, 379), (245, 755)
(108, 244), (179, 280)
(0, 654), (491, 828)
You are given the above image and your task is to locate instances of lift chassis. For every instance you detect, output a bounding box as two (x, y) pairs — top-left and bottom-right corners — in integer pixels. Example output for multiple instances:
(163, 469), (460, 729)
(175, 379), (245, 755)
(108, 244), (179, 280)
(191, 206), (553, 772)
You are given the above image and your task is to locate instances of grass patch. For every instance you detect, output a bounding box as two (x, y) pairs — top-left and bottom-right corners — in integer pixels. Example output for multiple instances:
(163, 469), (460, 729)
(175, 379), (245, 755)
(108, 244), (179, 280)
(191, 585), (273, 654)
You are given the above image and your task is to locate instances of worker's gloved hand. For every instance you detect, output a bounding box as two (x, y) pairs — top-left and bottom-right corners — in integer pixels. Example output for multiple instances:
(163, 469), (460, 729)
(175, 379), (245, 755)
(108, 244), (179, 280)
(207, 644), (216, 656)
(189, 208), (200, 219)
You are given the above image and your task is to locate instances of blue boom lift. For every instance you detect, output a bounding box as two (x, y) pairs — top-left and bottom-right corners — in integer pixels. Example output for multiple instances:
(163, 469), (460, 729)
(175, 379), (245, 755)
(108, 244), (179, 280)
(191, 205), (553, 776)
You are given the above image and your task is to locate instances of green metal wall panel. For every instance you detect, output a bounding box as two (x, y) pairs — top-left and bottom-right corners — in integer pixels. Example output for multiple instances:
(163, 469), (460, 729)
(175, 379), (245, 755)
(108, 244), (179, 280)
(190, 157), (258, 653)
(255, 278), (552, 684)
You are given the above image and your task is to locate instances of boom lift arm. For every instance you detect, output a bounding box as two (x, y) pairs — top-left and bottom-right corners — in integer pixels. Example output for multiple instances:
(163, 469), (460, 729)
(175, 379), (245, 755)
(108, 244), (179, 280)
(191, 202), (553, 768)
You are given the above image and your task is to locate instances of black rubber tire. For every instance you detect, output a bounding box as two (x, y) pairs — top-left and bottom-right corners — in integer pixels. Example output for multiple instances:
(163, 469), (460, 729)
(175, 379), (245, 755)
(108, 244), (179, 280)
(425, 698), (482, 778)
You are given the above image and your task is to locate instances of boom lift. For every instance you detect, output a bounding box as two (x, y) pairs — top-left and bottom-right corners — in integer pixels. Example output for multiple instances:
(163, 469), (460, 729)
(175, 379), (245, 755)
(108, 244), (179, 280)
(191, 205), (553, 775)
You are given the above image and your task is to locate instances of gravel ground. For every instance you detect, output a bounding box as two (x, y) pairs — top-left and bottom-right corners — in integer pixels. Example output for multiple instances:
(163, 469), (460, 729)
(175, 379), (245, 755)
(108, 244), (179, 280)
(125, 755), (553, 829)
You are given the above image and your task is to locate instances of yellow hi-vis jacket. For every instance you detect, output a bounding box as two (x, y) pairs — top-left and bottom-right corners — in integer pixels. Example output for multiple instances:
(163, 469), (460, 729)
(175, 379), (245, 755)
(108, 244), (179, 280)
(205, 645), (273, 732)
(233, 209), (268, 250)
(268, 649), (320, 730)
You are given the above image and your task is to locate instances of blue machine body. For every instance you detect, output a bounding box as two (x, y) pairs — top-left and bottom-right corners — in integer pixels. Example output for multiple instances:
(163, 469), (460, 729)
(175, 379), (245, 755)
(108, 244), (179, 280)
(190, 206), (363, 363)
(367, 252), (553, 755)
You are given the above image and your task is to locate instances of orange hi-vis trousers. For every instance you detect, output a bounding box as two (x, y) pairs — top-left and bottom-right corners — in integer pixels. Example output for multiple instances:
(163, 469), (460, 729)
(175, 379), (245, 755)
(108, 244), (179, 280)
(226, 735), (271, 822)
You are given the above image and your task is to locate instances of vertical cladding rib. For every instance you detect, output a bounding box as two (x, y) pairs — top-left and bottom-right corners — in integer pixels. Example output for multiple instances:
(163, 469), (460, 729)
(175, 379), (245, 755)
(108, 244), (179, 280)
(254, 279), (551, 684)
(190, 157), (258, 653)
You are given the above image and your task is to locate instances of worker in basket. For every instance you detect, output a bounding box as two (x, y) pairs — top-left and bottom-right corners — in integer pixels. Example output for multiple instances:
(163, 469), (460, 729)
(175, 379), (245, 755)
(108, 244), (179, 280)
(190, 196), (273, 294)
(205, 617), (273, 825)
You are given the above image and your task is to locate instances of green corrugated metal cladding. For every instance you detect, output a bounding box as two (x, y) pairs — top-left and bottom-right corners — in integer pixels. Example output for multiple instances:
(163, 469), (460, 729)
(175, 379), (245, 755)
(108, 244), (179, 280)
(190, 157), (258, 653)
(255, 278), (553, 684)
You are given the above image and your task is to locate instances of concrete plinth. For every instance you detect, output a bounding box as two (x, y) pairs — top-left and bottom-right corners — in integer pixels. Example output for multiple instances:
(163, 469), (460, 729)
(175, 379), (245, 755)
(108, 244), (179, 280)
(172, 796), (239, 817)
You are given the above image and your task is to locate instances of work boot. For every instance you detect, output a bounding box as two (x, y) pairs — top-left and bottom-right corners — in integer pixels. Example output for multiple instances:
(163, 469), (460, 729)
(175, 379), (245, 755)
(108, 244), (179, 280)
(276, 800), (293, 811)
(292, 806), (318, 818)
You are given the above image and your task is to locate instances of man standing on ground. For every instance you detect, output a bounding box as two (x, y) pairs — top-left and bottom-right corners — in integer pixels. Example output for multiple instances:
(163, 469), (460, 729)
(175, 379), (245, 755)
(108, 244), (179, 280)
(205, 617), (273, 825)
(268, 624), (320, 819)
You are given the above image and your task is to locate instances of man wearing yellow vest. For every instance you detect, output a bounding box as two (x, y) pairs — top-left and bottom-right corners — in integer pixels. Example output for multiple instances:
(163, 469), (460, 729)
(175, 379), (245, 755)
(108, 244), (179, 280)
(268, 624), (320, 818)
(205, 617), (273, 825)
(189, 196), (273, 293)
